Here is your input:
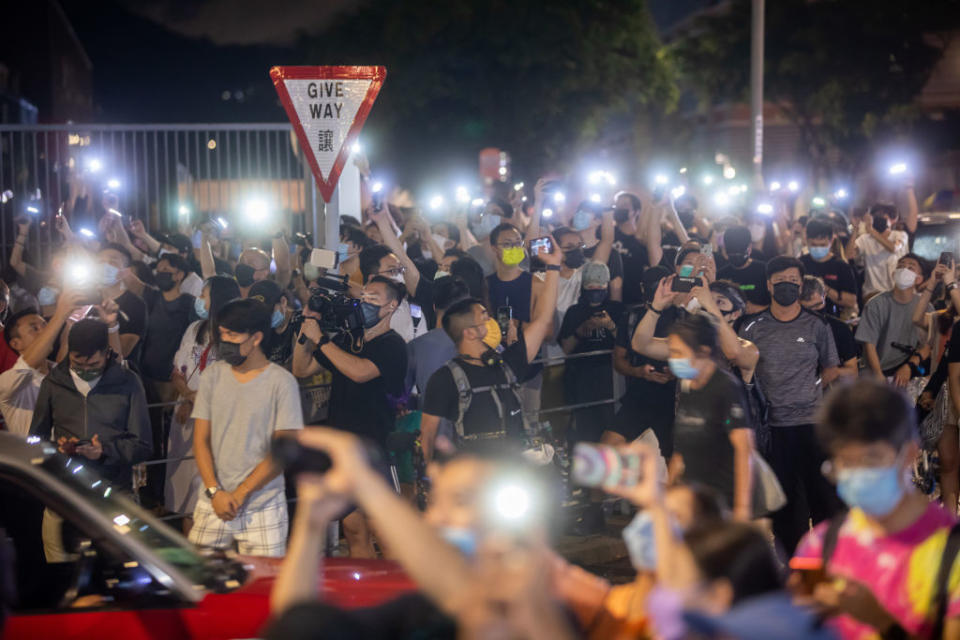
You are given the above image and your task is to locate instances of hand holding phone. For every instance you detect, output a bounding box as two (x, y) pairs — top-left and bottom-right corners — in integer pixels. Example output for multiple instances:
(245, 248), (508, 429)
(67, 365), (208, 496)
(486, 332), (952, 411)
(529, 236), (554, 256)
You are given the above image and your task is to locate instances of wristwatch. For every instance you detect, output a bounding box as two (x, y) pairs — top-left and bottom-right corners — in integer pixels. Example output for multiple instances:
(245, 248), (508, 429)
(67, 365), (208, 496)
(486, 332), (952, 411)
(204, 486), (221, 499)
(947, 282), (958, 293)
(544, 264), (561, 272)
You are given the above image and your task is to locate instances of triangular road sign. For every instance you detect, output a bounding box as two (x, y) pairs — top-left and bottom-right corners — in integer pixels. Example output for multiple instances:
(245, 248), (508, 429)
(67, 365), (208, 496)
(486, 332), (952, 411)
(270, 65), (386, 202)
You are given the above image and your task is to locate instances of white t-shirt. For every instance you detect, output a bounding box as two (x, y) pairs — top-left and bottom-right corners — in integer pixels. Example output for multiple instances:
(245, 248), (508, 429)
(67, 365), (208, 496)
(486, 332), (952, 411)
(389, 298), (430, 343)
(545, 268), (584, 363)
(0, 356), (50, 436)
(856, 230), (908, 295)
(181, 271), (204, 298)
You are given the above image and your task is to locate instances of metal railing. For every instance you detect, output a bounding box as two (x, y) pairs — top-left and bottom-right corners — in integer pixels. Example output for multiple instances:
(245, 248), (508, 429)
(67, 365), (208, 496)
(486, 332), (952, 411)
(0, 123), (322, 266)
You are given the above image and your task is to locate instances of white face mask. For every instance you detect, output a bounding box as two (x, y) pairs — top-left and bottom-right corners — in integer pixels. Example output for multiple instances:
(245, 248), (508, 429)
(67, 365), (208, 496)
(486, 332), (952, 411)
(894, 267), (918, 290)
(749, 224), (765, 243)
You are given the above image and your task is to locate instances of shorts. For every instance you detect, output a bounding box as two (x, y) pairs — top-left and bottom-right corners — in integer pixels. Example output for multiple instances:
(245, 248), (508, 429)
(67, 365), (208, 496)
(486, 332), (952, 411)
(189, 493), (288, 557)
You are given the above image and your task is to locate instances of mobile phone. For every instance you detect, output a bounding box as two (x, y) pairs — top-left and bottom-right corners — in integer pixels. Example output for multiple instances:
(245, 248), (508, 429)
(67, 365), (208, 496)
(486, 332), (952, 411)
(671, 276), (703, 293)
(496, 305), (513, 336)
(571, 443), (643, 488)
(74, 439), (92, 448)
(68, 305), (95, 323)
(372, 189), (385, 213)
(410, 303), (423, 320)
(788, 557), (827, 596)
(940, 252), (954, 266)
(702, 243), (713, 259)
(529, 236), (554, 256)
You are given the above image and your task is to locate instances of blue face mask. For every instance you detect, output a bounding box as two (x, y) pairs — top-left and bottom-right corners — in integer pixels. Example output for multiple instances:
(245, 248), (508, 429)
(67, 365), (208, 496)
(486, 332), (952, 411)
(572, 210), (593, 231)
(38, 286), (59, 307)
(194, 296), (209, 319)
(337, 242), (351, 264)
(836, 460), (905, 518)
(100, 263), (120, 287)
(472, 214), (500, 239)
(439, 526), (477, 558)
(668, 357), (699, 380)
(360, 301), (381, 329)
(809, 246), (831, 260)
(271, 309), (284, 329)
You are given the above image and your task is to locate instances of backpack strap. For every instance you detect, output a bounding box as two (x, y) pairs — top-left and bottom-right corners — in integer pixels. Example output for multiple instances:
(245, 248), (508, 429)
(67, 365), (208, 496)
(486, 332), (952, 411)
(445, 360), (474, 439)
(931, 521), (960, 639)
(821, 512), (848, 569)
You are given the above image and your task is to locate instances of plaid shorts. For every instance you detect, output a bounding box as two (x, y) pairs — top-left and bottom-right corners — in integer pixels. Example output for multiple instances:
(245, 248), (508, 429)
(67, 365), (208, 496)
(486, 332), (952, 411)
(189, 493), (288, 557)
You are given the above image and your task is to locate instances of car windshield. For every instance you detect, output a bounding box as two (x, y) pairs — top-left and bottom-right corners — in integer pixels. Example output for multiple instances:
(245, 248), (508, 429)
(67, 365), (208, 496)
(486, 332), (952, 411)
(38, 450), (213, 587)
(914, 219), (960, 263)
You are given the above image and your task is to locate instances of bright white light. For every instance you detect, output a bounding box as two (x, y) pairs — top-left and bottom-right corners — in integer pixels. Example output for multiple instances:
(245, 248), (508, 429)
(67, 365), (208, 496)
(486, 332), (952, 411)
(178, 205), (190, 217)
(107, 208), (122, 218)
(723, 166), (736, 180)
(788, 180), (800, 193)
(756, 203), (774, 215)
(770, 181), (782, 192)
(889, 162), (907, 175)
(542, 208), (554, 218)
(113, 514), (130, 527)
(26, 206), (40, 214)
(26, 435), (41, 444)
(353, 572), (361, 581)
(727, 185), (740, 196)
(553, 192), (566, 204)
(351, 141), (362, 154)
(702, 175), (715, 186)
(834, 188), (849, 200)
(79, 228), (95, 238)
(713, 192), (730, 207)
(244, 199), (270, 223)
(1, 190), (13, 203)
(216, 216), (229, 229)
(455, 186), (470, 204)
(811, 196), (827, 208)
(588, 170), (616, 186)
(679, 167), (688, 174)
(107, 178), (121, 190)
(654, 174), (669, 186)
(429, 195), (445, 210)
(372, 181), (384, 194)
(471, 198), (485, 207)
(589, 193), (602, 203)
(498, 167), (507, 176)
(514, 182), (524, 191)
(68, 260), (93, 286)
(494, 485), (531, 521)
(671, 185), (686, 199)
(87, 158), (103, 173)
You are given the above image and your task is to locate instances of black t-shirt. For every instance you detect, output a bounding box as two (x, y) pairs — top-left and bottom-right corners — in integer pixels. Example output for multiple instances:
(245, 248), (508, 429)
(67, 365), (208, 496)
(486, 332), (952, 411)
(265, 311), (302, 367)
(820, 312), (858, 364)
(265, 593), (455, 640)
(614, 304), (682, 395)
(139, 289), (196, 380)
(315, 329), (407, 444)
(423, 335), (530, 439)
(718, 260), (770, 307)
(800, 254), (857, 316)
(559, 300), (624, 354)
(560, 299), (624, 402)
(584, 243), (624, 282)
(115, 289), (148, 363)
(673, 367), (752, 506)
(613, 228), (650, 305)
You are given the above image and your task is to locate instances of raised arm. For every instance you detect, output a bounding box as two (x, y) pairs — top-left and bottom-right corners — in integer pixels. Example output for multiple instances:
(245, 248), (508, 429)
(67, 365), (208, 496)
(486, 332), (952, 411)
(129, 219), (162, 256)
(10, 219), (30, 277)
(640, 205), (664, 266)
(522, 247), (561, 362)
(692, 285), (759, 381)
(199, 228), (217, 280)
(630, 278), (675, 360)
(371, 208), (420, 297)
(903, 178), (919, 235)
(590, 209), (615, 267)
(272, 235), (292, 288)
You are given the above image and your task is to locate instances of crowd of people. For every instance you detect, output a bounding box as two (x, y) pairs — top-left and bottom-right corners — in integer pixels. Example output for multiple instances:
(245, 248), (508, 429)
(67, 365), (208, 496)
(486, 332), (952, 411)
(3, 159), (960, 639)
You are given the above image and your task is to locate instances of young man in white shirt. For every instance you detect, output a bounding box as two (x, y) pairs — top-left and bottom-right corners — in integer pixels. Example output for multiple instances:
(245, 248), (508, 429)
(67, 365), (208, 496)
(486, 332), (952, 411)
(848, 203), (908, 299)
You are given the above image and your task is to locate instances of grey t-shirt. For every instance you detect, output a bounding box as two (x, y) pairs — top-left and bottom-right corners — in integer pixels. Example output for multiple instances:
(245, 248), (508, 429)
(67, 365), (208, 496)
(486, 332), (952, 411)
(854, 291), (931, 372)
(192, 360), (304, 509)
(739, 309), (840, 427)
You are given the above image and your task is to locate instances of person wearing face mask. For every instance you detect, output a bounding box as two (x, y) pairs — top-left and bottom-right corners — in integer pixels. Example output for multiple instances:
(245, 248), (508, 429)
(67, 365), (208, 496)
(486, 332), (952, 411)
(854, 253), (932, 388)
(847, 203), (908, 299)
(96, 243), (148, 360)
(745, 213), (777, 262)
(338, 225), (373, 288)
(718, 225), (771, 315)
(248, 279), (300, 368)
(292, 277), (408, 558)
(234, 247), (274, 297)
(165, 276), (240, 530)
(738, 256), (848, 553)
(612, 191), (661, 305)
(800, 276), (860, 380)
(157, 232), (204, 297)
(558, 262), (624, 446)
(791, 380), (960, 640)
(569, 203), (621, 301)
(189, 298), (304, 557)
(800, 218), (859, 317)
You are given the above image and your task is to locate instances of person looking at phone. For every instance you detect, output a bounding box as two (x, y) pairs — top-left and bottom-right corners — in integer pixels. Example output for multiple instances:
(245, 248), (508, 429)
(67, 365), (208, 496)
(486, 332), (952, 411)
(791, 379), (960, 640)
(800, 218), (858, 317)
(800, 276), (860, 380)
(854, 253), (932, 386)
(846, 203), (909, 299)
(418, 243), (561, 460)
(738, 256), (846, 554)
(718, 225), (770, 315)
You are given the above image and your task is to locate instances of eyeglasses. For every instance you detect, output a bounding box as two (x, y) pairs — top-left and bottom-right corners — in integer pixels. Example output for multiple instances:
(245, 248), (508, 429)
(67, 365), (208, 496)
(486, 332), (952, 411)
(378, 266), (405, 277)
(560, 243), (585, 252)
(497, 241), (523, 250)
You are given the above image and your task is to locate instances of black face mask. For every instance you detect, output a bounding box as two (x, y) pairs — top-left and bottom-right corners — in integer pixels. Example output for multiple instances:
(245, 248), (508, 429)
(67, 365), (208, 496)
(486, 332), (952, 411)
(235, 263), (256, 287)
(563, 248), (586, 269)
(872, 216), (889, 233)
(218, 340), (249, 366)
(613, 208), (631, 224)
(583, 288), (607, 305)
(728, 252), (749, 268)
(772, 281), (800, 306)
(155, 271), (177, 292)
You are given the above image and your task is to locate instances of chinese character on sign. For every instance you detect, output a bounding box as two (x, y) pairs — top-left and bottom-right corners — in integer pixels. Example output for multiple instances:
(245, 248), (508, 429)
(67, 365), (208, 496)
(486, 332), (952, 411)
(318, 130), (334, 152)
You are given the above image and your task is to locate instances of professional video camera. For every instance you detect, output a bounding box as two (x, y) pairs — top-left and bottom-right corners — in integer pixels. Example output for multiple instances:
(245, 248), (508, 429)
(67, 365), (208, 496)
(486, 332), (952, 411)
(297, 271), (365, 344)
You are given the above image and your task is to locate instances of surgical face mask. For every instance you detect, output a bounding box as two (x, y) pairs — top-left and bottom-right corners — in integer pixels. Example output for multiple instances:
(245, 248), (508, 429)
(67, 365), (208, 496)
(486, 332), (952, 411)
(194, 296), (209, 319)
(72, 366), (103, 382)
(434, 270), (451, 280)
(772, 281), (800, 306)
(809, 245), (831, 260)
(218, 339), (249, 367)
(623, 511), (657, 571)
(473, 214), (500, 238)
(668, 357), (699, 380)
(304, 263), (321, 282)
(337, 242), (351, 264)
(388, 272), (405, 284)
(155, 271), (176, 292)
(360, 301), (382, 329)
(727, 252), (749, 268)
(872, 215), (889, 233)
(439, 526), (477, 558)
(100, 263), (120, 287)
(749, 224), (765, 243)
(572, 210), (594, 231)
(235, 263), (256, 287)
(271, 309), (284, 329)
(563, 248), (586, 269)
(38, 286), (59, 307)
(583, 288), (607, 305)
(482, 317), (502, 350)
(894, 267), (918, 290)
(613, 207), (631, 224)
(836, 459), (905, 518)
(501, 246), (525, 266)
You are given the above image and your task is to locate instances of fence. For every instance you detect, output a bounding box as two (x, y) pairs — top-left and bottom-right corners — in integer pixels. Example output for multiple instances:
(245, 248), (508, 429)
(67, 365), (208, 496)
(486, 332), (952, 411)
(0, 123), (323, 267)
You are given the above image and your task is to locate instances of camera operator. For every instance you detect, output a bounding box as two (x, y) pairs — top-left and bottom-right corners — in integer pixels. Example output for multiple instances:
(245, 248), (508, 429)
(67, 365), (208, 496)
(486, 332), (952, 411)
(292, 276), (408, 557)
(418, 243), (561, 461)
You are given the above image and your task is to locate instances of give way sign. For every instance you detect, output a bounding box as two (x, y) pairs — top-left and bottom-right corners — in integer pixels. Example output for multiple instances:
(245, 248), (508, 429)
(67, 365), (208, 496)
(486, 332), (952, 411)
(269, 65), (386, 202)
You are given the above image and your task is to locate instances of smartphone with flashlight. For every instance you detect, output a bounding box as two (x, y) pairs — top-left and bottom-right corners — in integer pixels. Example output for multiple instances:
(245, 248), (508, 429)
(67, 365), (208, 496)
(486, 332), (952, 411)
(940, 252), (954, 267)
(68, 305), (95, 324)
(496, 306), (513, 337)
(529, 236), (554, 256)
(310, 248), (339, 270)
(572, 443), (643, 488)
